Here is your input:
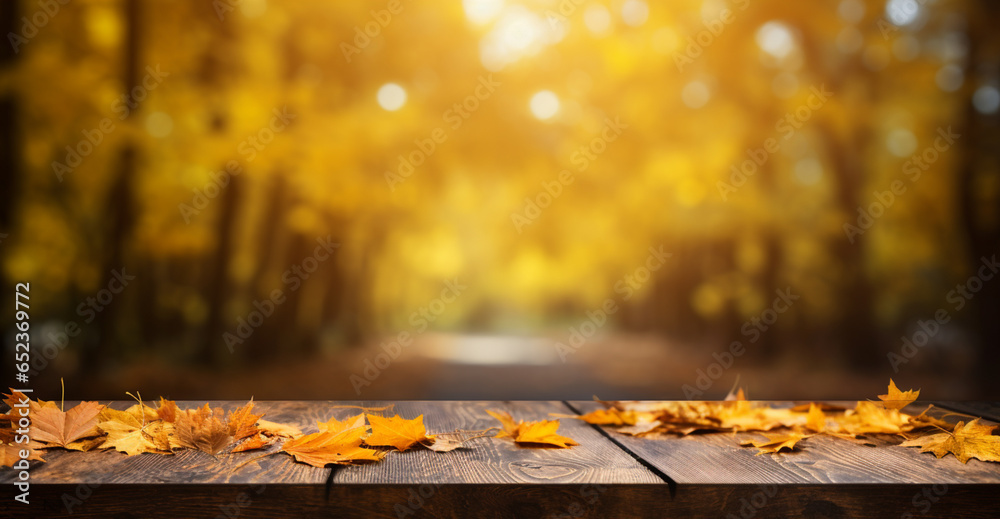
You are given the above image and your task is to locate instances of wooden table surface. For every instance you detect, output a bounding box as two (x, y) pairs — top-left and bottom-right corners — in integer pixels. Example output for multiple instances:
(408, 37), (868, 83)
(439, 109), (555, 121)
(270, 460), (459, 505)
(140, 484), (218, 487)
(2, 400), (998, 518)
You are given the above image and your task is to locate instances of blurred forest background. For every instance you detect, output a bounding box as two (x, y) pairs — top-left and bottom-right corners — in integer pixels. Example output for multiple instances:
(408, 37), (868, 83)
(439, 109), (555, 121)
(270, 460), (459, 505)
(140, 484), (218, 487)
(1, 0), (998, 400)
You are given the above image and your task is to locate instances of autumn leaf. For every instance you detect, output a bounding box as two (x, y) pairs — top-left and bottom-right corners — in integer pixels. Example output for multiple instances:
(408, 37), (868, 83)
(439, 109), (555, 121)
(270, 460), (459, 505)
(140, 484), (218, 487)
(232, 433), (276, 453)
(156, 398), (180, 423)
(741, 432), (810, 455)
(364, 414), (433, 452)
(281, 426), (385, 467)
(879, 379), (920, 410)
(257, 419), (302, 439)
(487, 410), (520, 438)
(486, 410), (578, 448)
(806, 403), (826, 433)
(838, 401), (908, 435)
(900, 419), (1000, 463)
(575, 408), (637, 426)
(317, 414), (366, 435)
(516, 420), (579, 448)
(32, 401), (104, 450)
(174, 403), (231, 455)
(98, 417), (162, 456)
(228, 400), (264, 441)
(0, 428), (44, 466)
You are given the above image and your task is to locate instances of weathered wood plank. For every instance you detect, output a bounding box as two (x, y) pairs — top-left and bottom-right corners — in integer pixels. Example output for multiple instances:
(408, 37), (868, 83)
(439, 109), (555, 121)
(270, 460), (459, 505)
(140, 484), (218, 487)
(568, 400), (1000, 485)
(4, 483), (999, 519)
(2, 400), (661, 486)
(327, 401), (663, 484)
(0, 401), (331, 485)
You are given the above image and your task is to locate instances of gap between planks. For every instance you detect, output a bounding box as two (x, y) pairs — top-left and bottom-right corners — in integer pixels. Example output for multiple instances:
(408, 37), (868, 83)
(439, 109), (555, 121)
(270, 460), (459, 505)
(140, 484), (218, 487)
(560, 400), (678, 493)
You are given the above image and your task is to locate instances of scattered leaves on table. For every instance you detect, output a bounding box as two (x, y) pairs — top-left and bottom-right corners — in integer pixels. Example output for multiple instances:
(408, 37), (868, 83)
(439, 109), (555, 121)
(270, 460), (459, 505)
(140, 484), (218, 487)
(593, 380), (999, 463)
(2, 380), (996, 470)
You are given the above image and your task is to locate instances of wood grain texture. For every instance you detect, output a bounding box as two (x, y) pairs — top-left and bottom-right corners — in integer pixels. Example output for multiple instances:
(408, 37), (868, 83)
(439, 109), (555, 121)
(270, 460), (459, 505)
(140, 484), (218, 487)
(3, 400), (999, 518)
(0, 400), (331, 485)
(308, 400), (663, 484)
(1, 400), (661, 485)
(568, 400), (1000, 485)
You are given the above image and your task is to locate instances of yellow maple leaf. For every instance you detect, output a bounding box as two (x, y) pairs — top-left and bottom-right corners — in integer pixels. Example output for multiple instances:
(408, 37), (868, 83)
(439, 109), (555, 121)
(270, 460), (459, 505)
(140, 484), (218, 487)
(878, 379), (920, 410)
(900, 419), (1000, 463)
(364, 414), (433, 451)
(98, 418), (162, 456)
(740, 432), (809, 455)
(839, 401), (907, 435)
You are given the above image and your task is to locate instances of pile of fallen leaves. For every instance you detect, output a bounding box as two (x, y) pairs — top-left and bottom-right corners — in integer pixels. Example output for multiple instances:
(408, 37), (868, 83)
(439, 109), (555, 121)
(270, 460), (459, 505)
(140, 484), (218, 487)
(574, 380), (1000, 463)
(0, 389), (578, 469)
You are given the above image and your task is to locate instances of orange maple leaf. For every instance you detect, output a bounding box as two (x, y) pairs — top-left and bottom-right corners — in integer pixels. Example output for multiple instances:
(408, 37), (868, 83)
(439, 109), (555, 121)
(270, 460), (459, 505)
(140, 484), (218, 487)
(174, 403), (231, 455)
(364, 414), (433, 451)
(878, 379), (920, 411)
(486, 410), (578, 448)
(31, 401), (104, 450)
(228, 400), (264, 441)
(281, 426), (384, 467)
